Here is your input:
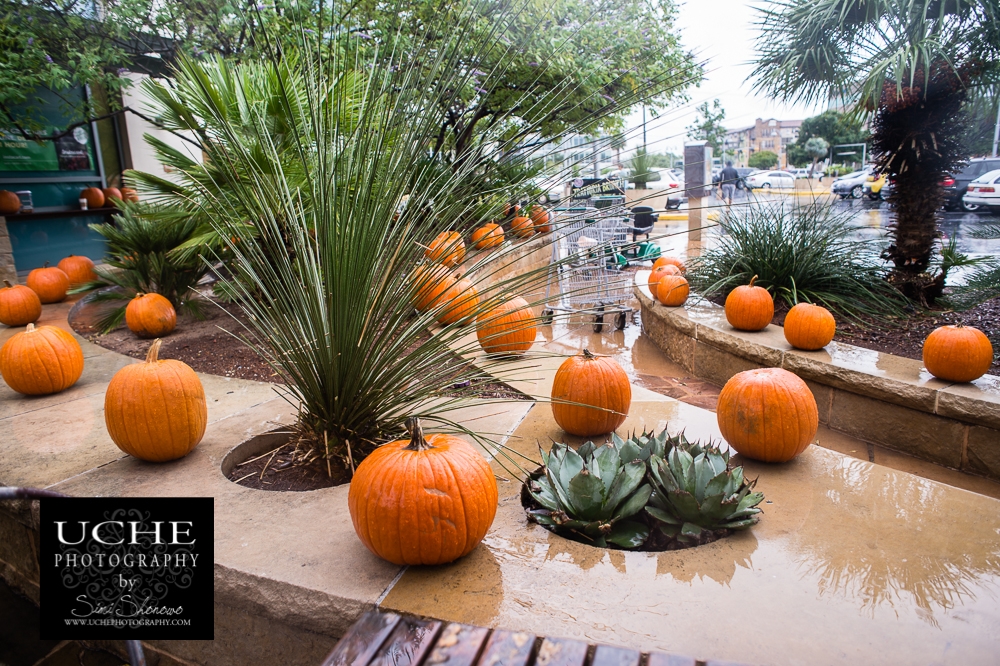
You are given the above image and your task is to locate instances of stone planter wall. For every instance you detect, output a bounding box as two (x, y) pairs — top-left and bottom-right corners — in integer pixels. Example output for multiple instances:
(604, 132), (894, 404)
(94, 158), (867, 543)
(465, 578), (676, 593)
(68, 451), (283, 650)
(635, 275), (1000, 480)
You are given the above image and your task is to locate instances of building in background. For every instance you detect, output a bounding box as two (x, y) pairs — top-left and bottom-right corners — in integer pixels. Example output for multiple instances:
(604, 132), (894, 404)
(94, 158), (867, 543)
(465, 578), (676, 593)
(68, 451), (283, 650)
(724, 118), (802, 169)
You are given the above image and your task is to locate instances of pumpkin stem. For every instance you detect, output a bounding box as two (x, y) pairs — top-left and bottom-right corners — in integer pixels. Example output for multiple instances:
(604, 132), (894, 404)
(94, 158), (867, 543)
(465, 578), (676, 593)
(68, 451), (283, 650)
(583, 348), (595, 359)
(145, 339), (162, 363)
(2, 280), (12, 288)
(26, 323), (35, 332)
(403, 417), (434, 451)
(749, 275), (759, 288)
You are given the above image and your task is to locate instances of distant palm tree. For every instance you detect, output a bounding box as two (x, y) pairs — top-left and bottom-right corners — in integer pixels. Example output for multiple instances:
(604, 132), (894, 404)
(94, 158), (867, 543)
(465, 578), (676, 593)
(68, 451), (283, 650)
(751, 0), (1000, 302)
(610, 133), (627, 167)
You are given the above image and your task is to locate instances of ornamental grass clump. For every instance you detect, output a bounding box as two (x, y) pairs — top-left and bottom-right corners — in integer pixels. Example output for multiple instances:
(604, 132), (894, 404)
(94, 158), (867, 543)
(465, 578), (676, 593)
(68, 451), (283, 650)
(688, 202), (906, 319)
(124, 2), (700, 479)
(526, 430), (764, 550)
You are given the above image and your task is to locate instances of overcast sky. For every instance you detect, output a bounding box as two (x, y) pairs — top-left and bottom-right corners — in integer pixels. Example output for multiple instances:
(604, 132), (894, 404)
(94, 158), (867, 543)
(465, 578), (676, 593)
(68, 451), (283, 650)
(621, 0), (827, 157)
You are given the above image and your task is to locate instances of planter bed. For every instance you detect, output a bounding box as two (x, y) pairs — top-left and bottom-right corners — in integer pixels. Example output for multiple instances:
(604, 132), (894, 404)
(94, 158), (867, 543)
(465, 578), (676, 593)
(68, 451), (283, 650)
(634, 271), (1000, 481)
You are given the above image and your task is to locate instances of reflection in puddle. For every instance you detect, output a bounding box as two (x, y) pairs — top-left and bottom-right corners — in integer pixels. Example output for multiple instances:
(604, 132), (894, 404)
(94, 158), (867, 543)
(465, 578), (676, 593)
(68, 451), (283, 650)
(791, 456), (1000, 624)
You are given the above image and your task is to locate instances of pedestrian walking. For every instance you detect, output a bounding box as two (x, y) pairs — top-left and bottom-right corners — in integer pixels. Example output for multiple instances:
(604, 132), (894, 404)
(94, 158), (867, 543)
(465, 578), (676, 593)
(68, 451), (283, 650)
(719, 160), (740, 206)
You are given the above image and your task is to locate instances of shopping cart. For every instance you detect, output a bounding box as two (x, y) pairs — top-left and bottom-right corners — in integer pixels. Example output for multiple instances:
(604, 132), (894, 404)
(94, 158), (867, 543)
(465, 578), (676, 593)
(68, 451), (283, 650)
(541, 207), (634, 332)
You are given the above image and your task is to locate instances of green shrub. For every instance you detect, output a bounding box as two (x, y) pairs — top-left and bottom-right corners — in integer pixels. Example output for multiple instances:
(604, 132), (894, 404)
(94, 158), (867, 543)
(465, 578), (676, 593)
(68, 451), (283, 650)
(687, 201), (906, 318)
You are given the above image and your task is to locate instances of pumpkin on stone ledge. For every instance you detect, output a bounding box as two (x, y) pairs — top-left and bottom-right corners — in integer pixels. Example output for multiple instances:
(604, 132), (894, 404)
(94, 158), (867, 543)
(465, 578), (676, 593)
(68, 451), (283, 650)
(476, 296), (536, 355)
(724, 275), (773, 332)
(348, 417), (498, 565)
(717, 368), (818, 463)
(105, 339), (207, 462)
(922, 325), (993, 383)
(551, 349), (631, 437)
(783, 302), (836, 351)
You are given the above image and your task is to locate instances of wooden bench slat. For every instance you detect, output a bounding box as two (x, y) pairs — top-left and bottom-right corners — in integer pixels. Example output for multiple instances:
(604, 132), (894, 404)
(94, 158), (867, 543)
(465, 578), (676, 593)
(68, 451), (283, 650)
(534, 637), (589, 666)
(591, 645), (640, 666)
(646, 651), (697, 666)
(368, 616), (443, 666)
(424, 623), (492, 666)
(322, 611), (402, 666)
(478, 629), (537, 666)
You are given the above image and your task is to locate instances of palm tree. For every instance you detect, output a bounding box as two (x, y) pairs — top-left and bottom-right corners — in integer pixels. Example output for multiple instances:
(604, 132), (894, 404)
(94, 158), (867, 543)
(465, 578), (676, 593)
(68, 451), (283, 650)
(751, 0), (1000, 301)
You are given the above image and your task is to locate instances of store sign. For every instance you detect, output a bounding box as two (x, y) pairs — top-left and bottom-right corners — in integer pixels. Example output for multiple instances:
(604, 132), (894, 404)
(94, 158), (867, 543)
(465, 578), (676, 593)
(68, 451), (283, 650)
(0, 127), (94, 172)
(39, 497), (214, 640)
(569, 176), (626, 200)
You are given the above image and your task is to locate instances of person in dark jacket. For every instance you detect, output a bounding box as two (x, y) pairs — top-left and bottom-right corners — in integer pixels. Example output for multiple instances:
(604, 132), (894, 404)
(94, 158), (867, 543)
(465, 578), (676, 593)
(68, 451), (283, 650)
(718, 161), (740, 206)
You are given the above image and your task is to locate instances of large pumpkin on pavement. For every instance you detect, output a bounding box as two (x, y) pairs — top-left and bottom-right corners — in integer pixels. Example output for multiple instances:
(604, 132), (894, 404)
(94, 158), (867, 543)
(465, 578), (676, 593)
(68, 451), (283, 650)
(551, 349), (631, 437)
(717, 367), (817, 463)
(348, 417), (498, 565)
(26, 264), (70, 304)
(0, 280), (42, 326)
(0, 323), (84, 395)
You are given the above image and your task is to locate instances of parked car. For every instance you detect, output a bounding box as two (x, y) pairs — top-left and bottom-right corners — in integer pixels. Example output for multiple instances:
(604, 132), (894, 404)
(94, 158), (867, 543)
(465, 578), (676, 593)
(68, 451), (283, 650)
(863, 173), (887, 200)
(943, 158), (1000, 212)
(735, 167), (757, 189)
(962, 169), (1000, 214)
(831, 167), (874, 199)
(745, 170), (795, 190)
(648, 168), (686, 209)
(789, 168), (812, 179)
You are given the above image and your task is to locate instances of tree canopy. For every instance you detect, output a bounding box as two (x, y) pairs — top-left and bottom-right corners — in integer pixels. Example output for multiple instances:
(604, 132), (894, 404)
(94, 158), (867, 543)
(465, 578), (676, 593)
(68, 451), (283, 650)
(686, 99), (727, 155)
(785, 110), (868, 166)
(748, 150), (778, 169)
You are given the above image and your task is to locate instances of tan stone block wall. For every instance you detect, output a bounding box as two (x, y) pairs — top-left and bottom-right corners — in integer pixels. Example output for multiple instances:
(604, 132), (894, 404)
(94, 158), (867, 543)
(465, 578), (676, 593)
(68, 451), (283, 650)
(0, 216), (18, 284)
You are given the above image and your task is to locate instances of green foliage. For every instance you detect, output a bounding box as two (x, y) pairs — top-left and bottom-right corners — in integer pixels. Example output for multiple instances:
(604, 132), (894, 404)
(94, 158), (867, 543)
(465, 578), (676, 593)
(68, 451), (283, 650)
(131, 3), (692, 476)
(527, 440), (653, 548)
(80, 202), (210, 332)
(687, 201), (906, 319)
(786, 111), (866, 167)
(644, 152), (682, 169)
(628, 146), (662, 188)
(950, 225), (1000, 309)
(686, 99), (727, 154)
(526, 429), (765, 550)
(748, 150), (778, 169)
(645, 435), (764, 544)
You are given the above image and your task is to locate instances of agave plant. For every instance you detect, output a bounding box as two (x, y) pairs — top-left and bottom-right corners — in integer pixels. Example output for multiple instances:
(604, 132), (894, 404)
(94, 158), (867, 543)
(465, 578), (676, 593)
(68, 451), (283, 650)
(527, 441), (652, 548)
(645, 435), (764, 545)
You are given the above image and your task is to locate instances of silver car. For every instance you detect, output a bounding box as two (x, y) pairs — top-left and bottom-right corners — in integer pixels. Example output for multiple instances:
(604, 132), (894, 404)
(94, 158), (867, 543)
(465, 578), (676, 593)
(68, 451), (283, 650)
(830, 167), (874, 199)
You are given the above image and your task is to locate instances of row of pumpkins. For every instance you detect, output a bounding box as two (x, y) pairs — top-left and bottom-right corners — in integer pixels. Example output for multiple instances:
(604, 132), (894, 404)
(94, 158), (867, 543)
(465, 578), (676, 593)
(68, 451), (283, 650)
(0, 186), (138, 216)
(0, 258), (178, 338)
(646, 260), (994, 384)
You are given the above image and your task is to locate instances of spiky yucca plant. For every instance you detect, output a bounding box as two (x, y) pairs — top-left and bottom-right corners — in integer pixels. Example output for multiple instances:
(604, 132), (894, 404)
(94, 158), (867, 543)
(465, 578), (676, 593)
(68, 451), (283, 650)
(527, 440), (652, 548)
(645, 435), (764, 544)
(125, 3), (697, 476)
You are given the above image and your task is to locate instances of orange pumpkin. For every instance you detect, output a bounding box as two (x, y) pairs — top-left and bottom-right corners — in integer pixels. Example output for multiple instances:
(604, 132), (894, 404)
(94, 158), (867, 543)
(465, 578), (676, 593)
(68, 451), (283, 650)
(471, 223), (504, 250)
(511, 215), (534, 238)
(503, 202), (521, 218)
(0, 280), (42, 326)
(57, 255), (97, 287)
(476, 296), (536, 355)
(922, 325), (993, 383)
(102, 187), (123, 202)
(0, 190), (21, 215)
(120, 187), (140, 203)
(530, 207), (551, 234)
(656, 275), (690, 306)
(348, 417), (498, 565)
(104, 339), (207, 462)
(725, 275), (773, 331)
(412, 264), (455, 312)
(653, 256), (685, 273)
(551, 349), (632, 437)
(784, 303), (836, 351)
(80, 187), (105, 209)
(0, 323), (84, 395)
(26, 264), (70, 304)
(425, 231), (466, 267)
(648, 265), (680, 291)
(717, 368), (818, 463)
(437, 277), (479, 325)
(126, 293), (177, 338)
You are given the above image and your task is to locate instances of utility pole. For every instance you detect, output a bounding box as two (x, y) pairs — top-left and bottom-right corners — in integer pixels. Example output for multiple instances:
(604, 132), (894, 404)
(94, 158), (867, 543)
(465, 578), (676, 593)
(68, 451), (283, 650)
(642, 105), (647, 148)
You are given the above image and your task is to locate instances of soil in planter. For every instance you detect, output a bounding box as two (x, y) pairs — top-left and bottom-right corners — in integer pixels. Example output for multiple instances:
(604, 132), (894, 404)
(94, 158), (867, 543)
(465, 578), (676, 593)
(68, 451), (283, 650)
(520, 475), (734, 552)
(227, 436), (352, 492)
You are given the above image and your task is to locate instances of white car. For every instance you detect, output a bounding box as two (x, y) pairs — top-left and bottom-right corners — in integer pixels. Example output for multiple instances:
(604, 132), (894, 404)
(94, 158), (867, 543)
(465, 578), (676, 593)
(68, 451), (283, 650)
(963, 168), (1000, 213)
(745, 170), (795, 190)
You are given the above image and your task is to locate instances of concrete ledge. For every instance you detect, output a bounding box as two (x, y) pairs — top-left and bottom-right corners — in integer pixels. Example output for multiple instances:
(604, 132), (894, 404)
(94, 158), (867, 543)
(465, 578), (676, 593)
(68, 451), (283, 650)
(634, 272), (1000, 481)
